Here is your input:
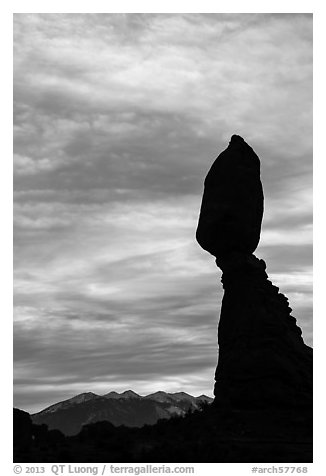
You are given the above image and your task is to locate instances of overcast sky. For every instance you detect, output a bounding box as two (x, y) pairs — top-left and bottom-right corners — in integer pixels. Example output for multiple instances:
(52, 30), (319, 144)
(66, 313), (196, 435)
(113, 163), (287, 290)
(13, 13), (312, 413)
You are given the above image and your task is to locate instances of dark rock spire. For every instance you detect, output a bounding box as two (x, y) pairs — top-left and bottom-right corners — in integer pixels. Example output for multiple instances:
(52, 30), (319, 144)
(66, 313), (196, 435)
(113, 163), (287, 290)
(196, 136), (312, 412)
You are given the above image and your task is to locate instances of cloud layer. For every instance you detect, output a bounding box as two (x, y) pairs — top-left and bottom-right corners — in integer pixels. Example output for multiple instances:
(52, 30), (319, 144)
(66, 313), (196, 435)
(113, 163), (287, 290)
(13, 13), (312, 413)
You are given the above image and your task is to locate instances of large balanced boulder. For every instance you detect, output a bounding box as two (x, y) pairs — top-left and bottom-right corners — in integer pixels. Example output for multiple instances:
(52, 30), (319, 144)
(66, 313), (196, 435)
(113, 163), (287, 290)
(196, 134), (264, 264)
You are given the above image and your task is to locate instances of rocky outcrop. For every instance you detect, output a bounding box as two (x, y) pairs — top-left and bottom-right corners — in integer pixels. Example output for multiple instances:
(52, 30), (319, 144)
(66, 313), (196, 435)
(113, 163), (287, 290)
(214, 254), (312, 410)
(196, 136), (312, 412)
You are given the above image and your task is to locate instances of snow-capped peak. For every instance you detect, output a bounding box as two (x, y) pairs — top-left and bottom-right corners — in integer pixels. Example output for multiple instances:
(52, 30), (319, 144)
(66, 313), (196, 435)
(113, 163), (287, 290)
(39, 392), (99, 414)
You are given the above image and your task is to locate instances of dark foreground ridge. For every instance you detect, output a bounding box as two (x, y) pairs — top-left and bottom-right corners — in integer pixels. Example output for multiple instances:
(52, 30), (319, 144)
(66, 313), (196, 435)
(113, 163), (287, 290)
(14, 402), (312, 463)
(14, 136), (312, 462)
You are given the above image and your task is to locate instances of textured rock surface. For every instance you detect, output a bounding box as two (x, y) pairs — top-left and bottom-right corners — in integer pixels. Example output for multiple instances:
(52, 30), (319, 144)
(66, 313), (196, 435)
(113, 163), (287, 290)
(196, 136), (312, 413)
(214, 254), (312, 410)
(196, 134), (264, 262)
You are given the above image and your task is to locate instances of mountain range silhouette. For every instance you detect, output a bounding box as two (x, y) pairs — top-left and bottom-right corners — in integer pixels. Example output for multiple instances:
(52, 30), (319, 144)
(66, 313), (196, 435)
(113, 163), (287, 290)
(31, 390), (213, 435)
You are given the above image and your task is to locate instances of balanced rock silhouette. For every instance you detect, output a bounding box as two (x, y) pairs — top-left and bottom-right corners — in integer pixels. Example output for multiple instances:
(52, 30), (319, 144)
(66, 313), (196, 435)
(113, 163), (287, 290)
(196, 134), (264, 262)
(196, 135), (312, 410)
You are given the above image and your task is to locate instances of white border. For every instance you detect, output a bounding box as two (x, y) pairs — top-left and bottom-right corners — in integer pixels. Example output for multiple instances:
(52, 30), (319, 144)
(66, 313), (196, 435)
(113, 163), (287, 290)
(4, 2), (323, 473)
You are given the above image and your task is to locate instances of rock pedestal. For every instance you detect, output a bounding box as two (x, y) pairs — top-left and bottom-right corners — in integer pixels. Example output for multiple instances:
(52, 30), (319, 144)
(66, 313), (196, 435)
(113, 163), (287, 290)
(214, 254), (312, 410)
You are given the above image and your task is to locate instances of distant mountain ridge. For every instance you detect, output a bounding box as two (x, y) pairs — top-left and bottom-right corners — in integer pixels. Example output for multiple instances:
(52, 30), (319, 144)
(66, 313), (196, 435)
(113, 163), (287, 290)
(31, 390), (213, 435)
